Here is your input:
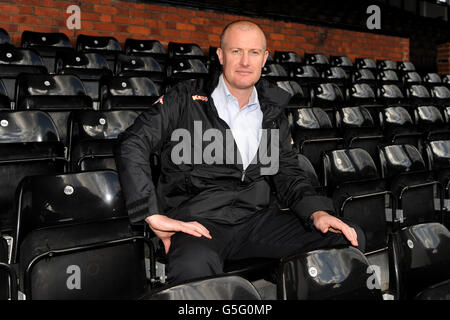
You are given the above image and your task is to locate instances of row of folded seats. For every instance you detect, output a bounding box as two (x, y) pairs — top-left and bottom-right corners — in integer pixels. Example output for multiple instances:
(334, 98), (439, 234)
(1, 107), (450, 299)
(1, 28), (450, 110)
(0, 148), (448, 300)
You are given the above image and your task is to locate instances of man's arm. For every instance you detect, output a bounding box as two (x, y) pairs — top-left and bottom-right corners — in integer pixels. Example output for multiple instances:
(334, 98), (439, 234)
(271, 113), (358, 246)
(114, 85), (212, 253)
(271, 112), (335, 223)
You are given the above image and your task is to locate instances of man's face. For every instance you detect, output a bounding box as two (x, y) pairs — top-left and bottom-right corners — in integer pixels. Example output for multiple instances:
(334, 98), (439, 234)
(217, 26), (268, 91)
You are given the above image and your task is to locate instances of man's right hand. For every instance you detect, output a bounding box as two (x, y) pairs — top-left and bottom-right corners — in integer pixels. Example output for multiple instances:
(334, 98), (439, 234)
(145, 214), (212, 254)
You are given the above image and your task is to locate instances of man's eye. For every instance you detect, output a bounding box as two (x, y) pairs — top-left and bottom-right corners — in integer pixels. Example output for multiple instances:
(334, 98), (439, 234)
(232, 50), (240, 54)
(251, 51), (260, 55)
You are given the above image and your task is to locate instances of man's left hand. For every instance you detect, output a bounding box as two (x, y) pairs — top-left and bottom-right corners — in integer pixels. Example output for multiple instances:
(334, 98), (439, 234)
(310, 211), (359, 247)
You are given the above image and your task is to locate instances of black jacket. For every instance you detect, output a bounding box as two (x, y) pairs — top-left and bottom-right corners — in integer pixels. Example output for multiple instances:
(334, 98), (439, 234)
(114, 73), (335, 225)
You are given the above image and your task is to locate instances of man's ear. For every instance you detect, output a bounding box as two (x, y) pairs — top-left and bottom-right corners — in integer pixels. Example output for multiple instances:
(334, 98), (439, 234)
(262, 50), (269, 67)
(216, 47), (224, 65)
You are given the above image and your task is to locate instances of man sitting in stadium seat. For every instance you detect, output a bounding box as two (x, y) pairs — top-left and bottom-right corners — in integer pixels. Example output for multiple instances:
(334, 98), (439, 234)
(115, 20), (365, 285)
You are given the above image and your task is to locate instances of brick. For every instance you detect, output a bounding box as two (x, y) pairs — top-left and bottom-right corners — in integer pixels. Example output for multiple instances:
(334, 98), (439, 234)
(94, 22), (117, 32)
(161, 29), (180, 38)
(270, 33), (285, 41)
(0, 4), (19, 14)
(12, 15), (41, 25)
(177, 7), (195, 16)
(35, 7), (61, 17)
(161, 13), (181, 22)
(99, 14), (111, 23)
(130, 9), (150, 18)
(176, 23), (195, 31)
(191, 17), (209, 25)
(0, 13), (11, 22)
(15, 0), (40, 5)
(93, 5), (117, 15)
(128, 25), (150, 35)
(19, 6), (34, 15)
(112, 16), (134, 25)
(147, 4), (167, 12)
(41, 0), (54, 6)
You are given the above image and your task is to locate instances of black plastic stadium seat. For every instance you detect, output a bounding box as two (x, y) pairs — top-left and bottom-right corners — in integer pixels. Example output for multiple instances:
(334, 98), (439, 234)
(330, 55), (353, 78)
(291, 107), (343, 183)
(14, 170), (151, 299)
(0, 28), (12, 47)
(379, 144), (441, 227)
(0, 79), (11, 109)
(21, 31), (74, 74)
(397, 61), (416, 74)
(166, 58), (208, 87)
(167, 42), (207, 64)
(124, 38), (167, 67)
(377, 59), (397, 71)
(304, 53), (329, 74)
(274, 51), (302, 70)
(114, 54), (165, 90)
(76, 34), (122, 71)
(99, 76), (160, 110)
(402, 71), (422, 86)
(15, 73), (93, 146)
(425, 139), (450, 226)
(68, 109), (139, 172)
(0, 47), (47, 103)
(405, 84), (431, 105)
(430, 85), (450, 106)
(276, 246), (383, 300)
(414, 105), (450, 142)
(275, 80), (309, 107)
(382, 106), (422, 148)
(351, 69), (377, 94)
(310, 82), (344, 108)
(346, 83), (378, 107)
(0, 110), (66, 233)
(377, 84), (406, 106)
(261, 63), (289, 82)
(377, 70), (401, 88)
(56, 51), (113, 108)
(391, 222), (450, 300)
(321, 66), (349, 99)
(323, 148), (391, 253)
(288, 65), (321, 98)
(337, 106), (384, 165)
(0, 262), (17, 300)
(148, 275), (262, 300)
(355, 58), (377, 73)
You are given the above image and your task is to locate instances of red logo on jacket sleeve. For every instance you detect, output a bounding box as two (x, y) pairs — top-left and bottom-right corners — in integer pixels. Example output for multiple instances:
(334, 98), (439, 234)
(153, 95), (164, 105)
(192, 95), (208, 102)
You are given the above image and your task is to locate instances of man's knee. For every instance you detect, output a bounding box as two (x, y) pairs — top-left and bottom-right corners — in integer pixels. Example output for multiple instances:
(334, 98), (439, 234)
(166, 237), (223, 284)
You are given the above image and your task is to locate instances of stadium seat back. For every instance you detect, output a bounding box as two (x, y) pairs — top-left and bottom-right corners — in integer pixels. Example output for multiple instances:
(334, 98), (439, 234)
(379, 144), (438, 226)
(394, 222), (450, 299)
(21, 31), (73, 73)
(323, 148), (389, 252)
(277, 246), (383, 300)
(0, 110), (66, 233)
(68, 110), (139, 171)
(100, 76), (160, 110)
(149, 275), (262, 300)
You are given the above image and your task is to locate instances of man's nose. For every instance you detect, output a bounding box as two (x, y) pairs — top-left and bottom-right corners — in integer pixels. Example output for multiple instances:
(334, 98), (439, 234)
(240, 52), (250, 66)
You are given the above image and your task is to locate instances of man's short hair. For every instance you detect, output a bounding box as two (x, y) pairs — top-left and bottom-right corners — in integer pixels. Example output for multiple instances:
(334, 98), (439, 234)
(219, 20), (267, 50)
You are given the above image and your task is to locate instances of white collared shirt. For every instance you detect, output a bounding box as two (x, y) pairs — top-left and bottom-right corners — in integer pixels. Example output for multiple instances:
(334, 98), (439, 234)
(211, 74), (263, 169)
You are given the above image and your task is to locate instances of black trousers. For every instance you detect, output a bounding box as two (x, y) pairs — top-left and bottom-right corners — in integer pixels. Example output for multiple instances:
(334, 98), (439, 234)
(166, 207), (366, 285)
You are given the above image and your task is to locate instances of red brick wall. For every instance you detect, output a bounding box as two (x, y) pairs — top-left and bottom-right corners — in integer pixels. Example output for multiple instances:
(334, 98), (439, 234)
(438, 42), (450, 75)
(0, 0), (410, 62)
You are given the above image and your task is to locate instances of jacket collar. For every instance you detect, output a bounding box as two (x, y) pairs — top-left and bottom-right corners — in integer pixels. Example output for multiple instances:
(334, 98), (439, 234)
(201, 70), (291, 122)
